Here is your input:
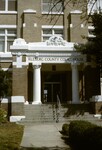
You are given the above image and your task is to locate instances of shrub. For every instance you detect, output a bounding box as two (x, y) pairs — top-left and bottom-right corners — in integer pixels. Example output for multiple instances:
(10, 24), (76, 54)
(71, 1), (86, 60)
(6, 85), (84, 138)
(68, 120), (102, 150)
(62, 123), (69, 135)
(0, 108), (7, 123)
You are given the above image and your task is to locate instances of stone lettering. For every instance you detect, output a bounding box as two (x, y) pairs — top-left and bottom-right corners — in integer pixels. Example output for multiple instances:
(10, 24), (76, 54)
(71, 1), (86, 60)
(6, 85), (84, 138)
(28, 56), (85, 63)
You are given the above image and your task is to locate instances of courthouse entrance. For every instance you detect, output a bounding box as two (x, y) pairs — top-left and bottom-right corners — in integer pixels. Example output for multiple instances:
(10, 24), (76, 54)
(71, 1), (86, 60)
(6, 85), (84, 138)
(10, 36), (86, 104)
(44, 82), (61, 103)
(42, 71), (68, 104)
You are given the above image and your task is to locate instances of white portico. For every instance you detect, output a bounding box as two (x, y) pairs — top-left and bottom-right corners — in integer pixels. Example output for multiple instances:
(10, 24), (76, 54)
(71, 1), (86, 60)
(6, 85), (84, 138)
(10, 36), (86, 104)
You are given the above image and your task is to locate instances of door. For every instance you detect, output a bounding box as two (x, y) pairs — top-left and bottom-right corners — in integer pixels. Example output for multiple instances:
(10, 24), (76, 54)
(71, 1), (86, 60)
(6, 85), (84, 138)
(43, 82), (61, 103)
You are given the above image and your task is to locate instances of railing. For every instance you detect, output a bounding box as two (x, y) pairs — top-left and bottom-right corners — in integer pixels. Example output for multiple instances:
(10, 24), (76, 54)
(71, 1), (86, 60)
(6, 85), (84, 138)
(52, 94), (61, 123)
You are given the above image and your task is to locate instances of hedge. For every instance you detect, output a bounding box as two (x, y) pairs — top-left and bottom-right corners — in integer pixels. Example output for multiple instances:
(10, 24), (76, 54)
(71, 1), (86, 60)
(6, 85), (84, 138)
(68, 120), (102, 150)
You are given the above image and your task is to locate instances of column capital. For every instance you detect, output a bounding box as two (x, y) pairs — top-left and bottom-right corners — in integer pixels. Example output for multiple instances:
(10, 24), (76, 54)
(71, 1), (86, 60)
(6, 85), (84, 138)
(32, 63), (42, 69)
(71, 61), (80, 66)
(33, 65), (41, 69)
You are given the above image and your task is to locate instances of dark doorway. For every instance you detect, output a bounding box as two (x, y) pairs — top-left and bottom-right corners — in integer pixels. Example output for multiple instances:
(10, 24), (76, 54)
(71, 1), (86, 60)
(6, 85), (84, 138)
(43, 82), (61, 103)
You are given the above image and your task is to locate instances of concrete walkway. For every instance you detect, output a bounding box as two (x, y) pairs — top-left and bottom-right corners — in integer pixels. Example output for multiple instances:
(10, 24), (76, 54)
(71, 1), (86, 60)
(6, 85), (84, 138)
(20, 123), (70, 149)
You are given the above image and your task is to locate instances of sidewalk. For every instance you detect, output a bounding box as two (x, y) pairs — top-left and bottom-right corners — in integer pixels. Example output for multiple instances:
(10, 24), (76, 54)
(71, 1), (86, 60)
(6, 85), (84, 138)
(20, 123), (70, 149)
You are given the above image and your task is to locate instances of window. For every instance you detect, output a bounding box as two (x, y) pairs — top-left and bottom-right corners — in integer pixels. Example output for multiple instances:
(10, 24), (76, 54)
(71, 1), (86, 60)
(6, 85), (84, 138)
(88, 26), (95, 39)
(42, 0), (63, 13)
(42, 26), (63, 41)
(0, 0), (17, 11)
(88, 0), (102, 14)
(0, 28), (16, 52)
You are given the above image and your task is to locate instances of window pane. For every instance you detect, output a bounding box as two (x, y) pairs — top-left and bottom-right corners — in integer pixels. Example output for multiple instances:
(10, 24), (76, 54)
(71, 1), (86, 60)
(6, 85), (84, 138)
(54, 29), (63, 35)
(43, 29), (52, 34)
(8, 0), (17, 11)
(51, 3), (63, 12)
(0, 30), (5, 34)
(43, 0), (50, 3)
(43, 36), (50, 42)
(7, 36), (15, 41)
(7, 41), (12, 52)
(0, 36), (5, 52)
(42, 0), (63, 12)
(43, 4), (51, 12)
(0, 42), (5, 52)
(0, 37), (5, 52)
(0, 0), (5, 10)
(7, 37), (15, 51)
(8, 29), (16, 34)
(0, 36), (5, 41)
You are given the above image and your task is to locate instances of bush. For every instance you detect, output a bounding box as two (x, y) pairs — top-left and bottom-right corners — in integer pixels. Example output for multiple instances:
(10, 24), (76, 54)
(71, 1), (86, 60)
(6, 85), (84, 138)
(0, 108), (7, 123)
(68, 120), (102, 150)
(61, 123), (69, 136)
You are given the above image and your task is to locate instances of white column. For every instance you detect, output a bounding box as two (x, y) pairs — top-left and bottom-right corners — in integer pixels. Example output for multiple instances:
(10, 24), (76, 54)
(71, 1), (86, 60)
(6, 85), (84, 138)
(71, 63), (80, 103)
(32, 65), (41, 105)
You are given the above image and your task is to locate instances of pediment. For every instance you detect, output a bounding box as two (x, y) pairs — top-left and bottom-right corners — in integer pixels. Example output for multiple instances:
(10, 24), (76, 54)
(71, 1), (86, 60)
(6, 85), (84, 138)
(46, 35), (67, 46)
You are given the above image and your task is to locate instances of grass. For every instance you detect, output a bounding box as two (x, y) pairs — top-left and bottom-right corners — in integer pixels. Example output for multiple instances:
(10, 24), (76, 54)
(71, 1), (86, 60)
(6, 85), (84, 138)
(0, 122), (24, 150)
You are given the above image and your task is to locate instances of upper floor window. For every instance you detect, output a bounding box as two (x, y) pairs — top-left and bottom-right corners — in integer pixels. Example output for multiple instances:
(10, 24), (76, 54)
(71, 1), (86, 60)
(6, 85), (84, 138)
(42, 26), (63, 41)
(0, 0), (17, 11)
(88, 0), (102, 14)
(88, 26), (95, 40)
(42, 0), (63, 14)
(0, 28), (16, 52)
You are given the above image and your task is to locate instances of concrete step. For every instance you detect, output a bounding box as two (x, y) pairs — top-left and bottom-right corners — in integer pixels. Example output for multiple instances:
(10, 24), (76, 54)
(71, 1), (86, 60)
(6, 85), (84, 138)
(19, 104), (98, 124)
(19, 104), (69, 124)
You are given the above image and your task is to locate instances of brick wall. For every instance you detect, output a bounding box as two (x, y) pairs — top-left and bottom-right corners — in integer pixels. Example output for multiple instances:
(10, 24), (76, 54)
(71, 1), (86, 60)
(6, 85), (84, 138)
(12, 67), (28, 101)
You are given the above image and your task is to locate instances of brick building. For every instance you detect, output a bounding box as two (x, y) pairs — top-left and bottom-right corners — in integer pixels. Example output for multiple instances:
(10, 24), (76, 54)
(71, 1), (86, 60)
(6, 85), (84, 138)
(0, 0), (102, 120)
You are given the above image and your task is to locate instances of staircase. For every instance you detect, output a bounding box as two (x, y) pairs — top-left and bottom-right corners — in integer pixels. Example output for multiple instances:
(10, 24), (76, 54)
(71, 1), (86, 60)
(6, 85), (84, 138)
(19, 103), (68, 124)
(19, 103), (101, 125)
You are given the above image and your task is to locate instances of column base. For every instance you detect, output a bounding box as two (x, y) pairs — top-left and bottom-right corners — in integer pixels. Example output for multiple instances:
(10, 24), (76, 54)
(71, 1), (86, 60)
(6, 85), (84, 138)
(25, 101), (29, 105)
(32, 101), (42, 105)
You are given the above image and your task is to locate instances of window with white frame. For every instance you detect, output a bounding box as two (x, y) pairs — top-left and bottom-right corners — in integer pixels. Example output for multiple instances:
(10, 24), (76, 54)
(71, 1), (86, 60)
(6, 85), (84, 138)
(0, 0), (17, 11)
(88, 26), (95, 40)
(42, 26), (63, 41)
(42, 0), (63, 13)
(0, 28), (16, 52)
(88, 0), (102, 14)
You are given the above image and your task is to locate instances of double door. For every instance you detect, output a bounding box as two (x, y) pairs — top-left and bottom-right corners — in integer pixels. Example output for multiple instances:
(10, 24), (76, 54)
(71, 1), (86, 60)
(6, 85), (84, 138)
(44, 82), (61, 103)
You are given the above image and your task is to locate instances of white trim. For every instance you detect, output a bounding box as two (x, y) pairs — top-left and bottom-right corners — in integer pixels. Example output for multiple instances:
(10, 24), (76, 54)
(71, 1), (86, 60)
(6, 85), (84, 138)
(70, 24), (73, 28)
(88, 34), (96, 38)
(10, 116), (25, 122)
(1, 68), (12, 71)
(11, 96), (25, 103)
(0, 52), (12, 57)
(23, 23), (26, 28)
(90, 95), (102, 102)
(42, 25), (63, 29)
(0, 98), (8, 103)
(94, 114), (102, 119)
(13, 62), (28, 67)
(0, 11), (17, 14)
(0, 25), (17, 28)
(81, 24), (84, 28)
(42, 12), (64, 15)
(23, 9), (36, 13)
(70, 10), (82, 14)
(88, 26), (95, 30)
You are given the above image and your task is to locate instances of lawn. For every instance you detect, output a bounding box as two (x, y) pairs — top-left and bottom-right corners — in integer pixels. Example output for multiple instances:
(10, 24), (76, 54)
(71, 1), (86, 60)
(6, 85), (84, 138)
(0, 122), (24, 150)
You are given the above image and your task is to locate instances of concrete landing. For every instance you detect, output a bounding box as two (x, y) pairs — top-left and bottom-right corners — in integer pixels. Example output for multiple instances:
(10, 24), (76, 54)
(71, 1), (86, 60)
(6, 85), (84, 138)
(20, 123), (70, 149)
